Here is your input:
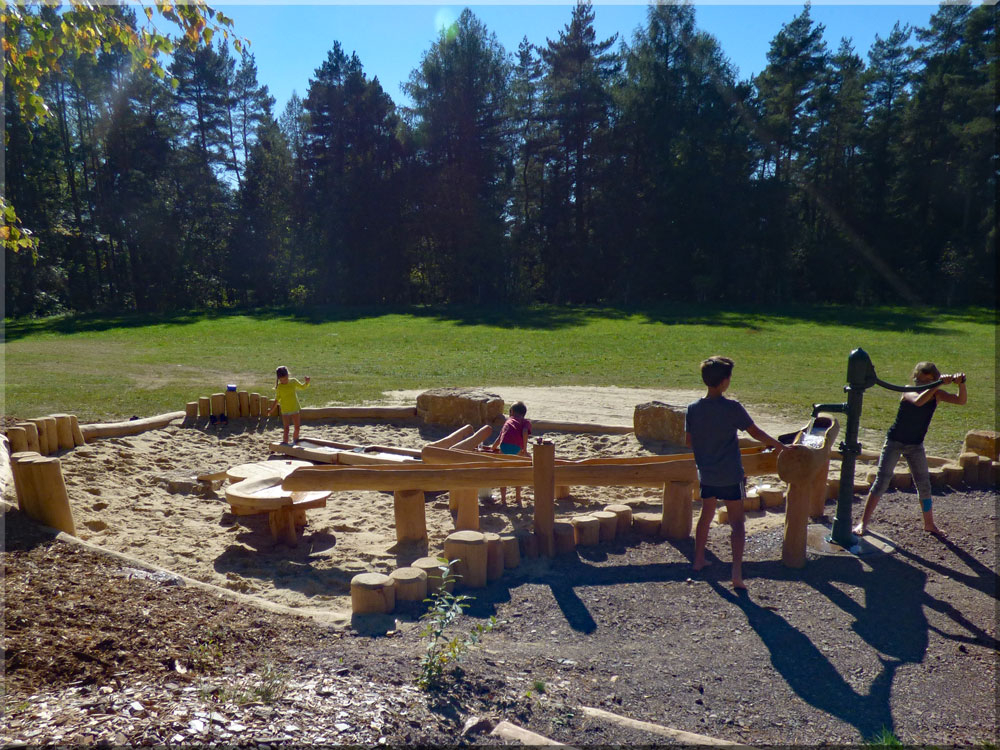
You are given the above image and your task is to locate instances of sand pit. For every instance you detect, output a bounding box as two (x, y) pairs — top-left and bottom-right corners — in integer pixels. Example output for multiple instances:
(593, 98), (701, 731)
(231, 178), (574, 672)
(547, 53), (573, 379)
(53, 387), (808, 614)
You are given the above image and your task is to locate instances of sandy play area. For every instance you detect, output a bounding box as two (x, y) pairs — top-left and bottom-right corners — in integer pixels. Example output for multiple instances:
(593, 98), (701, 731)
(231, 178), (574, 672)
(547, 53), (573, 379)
(56, 387), (808, 615)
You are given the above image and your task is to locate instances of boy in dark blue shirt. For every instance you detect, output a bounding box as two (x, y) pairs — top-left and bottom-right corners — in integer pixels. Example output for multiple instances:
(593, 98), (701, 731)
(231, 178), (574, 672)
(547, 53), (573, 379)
(686, 356), (785, 590)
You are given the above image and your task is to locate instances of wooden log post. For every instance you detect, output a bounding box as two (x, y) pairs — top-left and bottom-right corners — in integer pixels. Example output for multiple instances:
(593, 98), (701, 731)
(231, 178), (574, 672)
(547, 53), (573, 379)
(632, 512), (662, 536)
(978, 459), (993, 488)
(50, 414), (75, 452)
(389, 567), (428, 603)
(782, 479), (811, 569)
(30, 456), (76, 535)
(393, 489), (427, 543)
(185, 402), (199, 420)
(20, 422), (40, 453)
(500, 534), (521, 569)
(10, 451), (41, 515)
(238, 391), (250, 418)
(69, 415), (85, 447)
(28, 419), (49, 455)
(929, 466), (947, 489)
(891, 467), (912, 490)
(942, 464), (964, 487)
(556, 485), (571, 499)
(225, 391), (240, 419)
(959, 452), (980, 487)
(412, 556), (454, 595)
(758, 486), (786, 509)
(199, 396), (212, 419)
(41, 417), (59, 454)
(268, 507), (298, 547)
(453, 488), (480, 531)
(210, 393), (226, 418)
(518, 529), (538, 559)
(661, 481), (693, 540)
(484, 532), (504, 582)
(571, 515), (600, 546)
(605, 504), (632, 536)
(443, 530), (487, 589)
(532, 440), (556, 557)
(553, 521), (576, 554)
(249, 393), (261, 418)
(350, 573), (396, 615)
(592, 510), (617, 542)
(7, 427), (28, 454)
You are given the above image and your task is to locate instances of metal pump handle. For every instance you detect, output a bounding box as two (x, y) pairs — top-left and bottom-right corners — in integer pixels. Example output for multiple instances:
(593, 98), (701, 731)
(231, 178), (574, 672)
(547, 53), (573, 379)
(873, 377), (944, 394)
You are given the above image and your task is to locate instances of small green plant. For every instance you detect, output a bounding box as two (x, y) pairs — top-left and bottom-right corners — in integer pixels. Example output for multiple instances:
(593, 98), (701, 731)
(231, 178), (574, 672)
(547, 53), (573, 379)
(216, 662), (288, 705)
(190, 629), (225, 671)
(864, 727), (904, 747)
(416, 558), (497, 691)
(532, 679), (547, 694)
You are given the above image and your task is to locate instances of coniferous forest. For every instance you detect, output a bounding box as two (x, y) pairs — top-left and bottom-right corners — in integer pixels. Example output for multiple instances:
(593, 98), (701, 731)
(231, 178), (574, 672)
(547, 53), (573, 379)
(4, 1), (996, 317)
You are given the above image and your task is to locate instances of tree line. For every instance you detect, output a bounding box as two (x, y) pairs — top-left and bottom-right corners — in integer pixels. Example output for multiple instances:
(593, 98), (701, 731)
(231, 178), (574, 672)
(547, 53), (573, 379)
(5, 1), (995, 317)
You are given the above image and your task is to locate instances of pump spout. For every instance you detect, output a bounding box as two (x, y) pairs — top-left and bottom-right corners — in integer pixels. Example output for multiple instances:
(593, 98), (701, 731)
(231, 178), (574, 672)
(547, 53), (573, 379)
(812, 402), (848, 418)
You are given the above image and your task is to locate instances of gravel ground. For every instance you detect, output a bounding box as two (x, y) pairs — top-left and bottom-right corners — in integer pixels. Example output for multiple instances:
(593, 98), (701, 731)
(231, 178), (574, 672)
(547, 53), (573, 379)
(3, 487), (997, 747)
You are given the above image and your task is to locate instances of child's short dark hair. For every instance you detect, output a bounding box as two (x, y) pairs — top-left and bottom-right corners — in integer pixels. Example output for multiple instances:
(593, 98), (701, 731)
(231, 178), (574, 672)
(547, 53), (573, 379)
(510, 401), (527, 417)
(276, 365), (289, 378)
(700, 356), (734, 388)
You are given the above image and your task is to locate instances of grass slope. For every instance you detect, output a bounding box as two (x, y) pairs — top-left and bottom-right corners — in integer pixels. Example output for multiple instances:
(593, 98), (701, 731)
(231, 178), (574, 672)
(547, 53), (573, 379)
(3, 305), (994, 456)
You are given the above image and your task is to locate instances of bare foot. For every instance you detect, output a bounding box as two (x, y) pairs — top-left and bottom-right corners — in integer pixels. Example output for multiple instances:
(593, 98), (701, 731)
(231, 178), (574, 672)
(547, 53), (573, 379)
(692, 559), (709, 572)
(733, 580), (747, 591)
(924, 525), (945, 537)
(852, 522), (867, 536)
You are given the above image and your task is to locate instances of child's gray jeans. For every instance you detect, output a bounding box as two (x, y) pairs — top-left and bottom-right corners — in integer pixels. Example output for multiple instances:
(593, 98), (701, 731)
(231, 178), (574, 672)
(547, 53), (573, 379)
(870, 439), (932, 499)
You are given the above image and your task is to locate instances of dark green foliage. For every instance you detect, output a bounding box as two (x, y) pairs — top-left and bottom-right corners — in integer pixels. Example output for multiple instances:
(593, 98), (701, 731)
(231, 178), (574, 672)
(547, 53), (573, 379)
(4, 1), (994, 317)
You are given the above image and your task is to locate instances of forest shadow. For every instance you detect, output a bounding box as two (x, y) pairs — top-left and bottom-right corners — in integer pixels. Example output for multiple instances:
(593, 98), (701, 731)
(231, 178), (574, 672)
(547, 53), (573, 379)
(4, 303), (992, 341)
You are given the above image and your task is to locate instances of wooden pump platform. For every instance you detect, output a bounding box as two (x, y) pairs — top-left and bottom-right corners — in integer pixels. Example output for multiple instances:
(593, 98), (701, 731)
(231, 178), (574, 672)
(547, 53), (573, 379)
(777, 416), (840, 568)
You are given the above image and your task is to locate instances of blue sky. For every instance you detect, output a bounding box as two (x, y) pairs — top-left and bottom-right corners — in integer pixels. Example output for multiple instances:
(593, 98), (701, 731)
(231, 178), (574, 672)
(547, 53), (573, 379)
(215, 3), (943, 114)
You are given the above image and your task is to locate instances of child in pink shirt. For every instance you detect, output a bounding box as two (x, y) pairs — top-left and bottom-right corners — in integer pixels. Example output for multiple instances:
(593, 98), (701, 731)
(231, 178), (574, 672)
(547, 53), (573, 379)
(490, 401), (531, 506)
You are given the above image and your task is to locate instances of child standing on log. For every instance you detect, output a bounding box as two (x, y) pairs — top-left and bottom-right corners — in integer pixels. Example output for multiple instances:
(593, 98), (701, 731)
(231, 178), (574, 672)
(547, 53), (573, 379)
(269, 365), (310, 445)
(687, 356), (785, 590)
(854, 362), (966, 537)
(490, 401), (532, 507)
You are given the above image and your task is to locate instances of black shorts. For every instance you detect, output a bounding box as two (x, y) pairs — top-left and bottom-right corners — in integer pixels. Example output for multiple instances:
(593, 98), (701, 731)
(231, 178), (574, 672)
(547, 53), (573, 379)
(699, 480), (746, 502)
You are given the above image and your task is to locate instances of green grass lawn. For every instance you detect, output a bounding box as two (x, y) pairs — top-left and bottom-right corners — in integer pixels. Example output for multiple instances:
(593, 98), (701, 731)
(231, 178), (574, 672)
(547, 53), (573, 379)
(2, 304), (994, 457)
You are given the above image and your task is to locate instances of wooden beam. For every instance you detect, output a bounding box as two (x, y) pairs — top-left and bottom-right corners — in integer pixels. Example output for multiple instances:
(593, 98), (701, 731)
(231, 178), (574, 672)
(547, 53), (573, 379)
(532, 419), (633, 435)
(299, 405), (417, 421)
(80, 411), (186, 441)
(579, 706), (756, 748)
(490, 720), (578, 748)
(426, 424), (475, 449)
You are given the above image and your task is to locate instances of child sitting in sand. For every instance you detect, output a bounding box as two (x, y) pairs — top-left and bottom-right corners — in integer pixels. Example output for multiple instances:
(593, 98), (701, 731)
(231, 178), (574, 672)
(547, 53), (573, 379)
(269, 365), (310, 445)
(489, 401), (532, 507)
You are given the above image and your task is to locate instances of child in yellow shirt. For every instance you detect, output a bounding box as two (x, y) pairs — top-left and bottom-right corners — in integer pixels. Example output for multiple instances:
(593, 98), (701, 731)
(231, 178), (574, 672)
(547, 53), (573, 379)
(269, 365), (310, 444)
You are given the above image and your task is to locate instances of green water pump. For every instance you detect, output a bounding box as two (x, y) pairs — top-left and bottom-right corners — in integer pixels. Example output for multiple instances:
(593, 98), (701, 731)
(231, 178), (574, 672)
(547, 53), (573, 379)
(811, 348), (943, 549)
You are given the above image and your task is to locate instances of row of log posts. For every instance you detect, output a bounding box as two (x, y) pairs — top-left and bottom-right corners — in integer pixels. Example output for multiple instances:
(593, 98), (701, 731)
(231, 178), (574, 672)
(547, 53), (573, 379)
(7, 415), (86, 456)
(191, 391), (273, 420)
(10, 451), (76, 535)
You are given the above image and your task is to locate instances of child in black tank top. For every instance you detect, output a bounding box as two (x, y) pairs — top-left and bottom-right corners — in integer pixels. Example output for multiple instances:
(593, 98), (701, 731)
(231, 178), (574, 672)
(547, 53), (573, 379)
(854, 362), (967, 537)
